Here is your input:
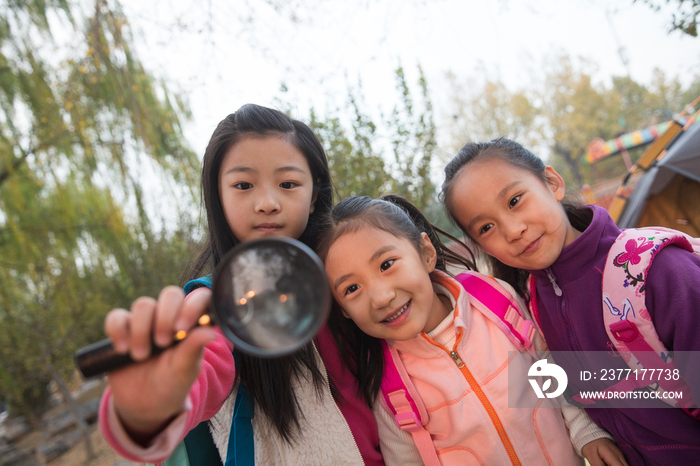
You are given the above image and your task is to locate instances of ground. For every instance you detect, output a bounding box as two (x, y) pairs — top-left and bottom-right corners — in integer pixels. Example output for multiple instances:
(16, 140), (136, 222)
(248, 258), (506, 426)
(11, 378), (141, 466)
(48, 425), (139, 466)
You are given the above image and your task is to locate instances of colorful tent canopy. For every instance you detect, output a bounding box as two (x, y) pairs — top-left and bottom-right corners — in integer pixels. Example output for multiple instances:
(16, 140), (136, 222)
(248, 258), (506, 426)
(585, 121), (680, 164)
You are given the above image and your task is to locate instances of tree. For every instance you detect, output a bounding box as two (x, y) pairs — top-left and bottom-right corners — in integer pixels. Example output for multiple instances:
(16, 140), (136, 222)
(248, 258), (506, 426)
(385, 66), (438, 212)
(0, 0), (200, 457)
(296, 66), (459, 233)
(539, 56), (619, 189)
(444, 54), (697, 190)
(445, 71), (540, 155)
(307, 85), (390, 201)
(634, 0), (699, 37)
(303, 66), (442, 212)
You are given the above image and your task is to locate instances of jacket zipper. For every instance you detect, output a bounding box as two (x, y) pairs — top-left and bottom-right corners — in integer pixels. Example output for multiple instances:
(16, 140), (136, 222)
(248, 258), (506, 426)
(434, 338), (521, 466)
(545, 269), (592, 393)
(546, 269), (562, 296)
(545, 268), (579, 350)
(313, 342), (364, 464)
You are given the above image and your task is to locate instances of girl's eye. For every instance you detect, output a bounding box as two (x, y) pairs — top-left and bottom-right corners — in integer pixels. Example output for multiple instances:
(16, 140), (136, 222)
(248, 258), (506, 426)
(234, 182), (253, 190)
(280, 181), (298, 189)
(509, 194), (521, 208)
(479, 224), (493, 235)
(380, 259), (395, 272)
(344, 284), (359, 296)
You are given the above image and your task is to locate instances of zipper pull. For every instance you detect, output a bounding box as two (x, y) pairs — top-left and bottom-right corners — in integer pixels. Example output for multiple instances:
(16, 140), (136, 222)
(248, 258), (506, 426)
(547, 270), (563, 297)
(450, 350), (466, 368)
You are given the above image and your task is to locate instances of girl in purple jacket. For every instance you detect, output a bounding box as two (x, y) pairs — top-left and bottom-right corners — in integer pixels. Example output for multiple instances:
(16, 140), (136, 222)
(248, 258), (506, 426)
(440, 137), (700, 466)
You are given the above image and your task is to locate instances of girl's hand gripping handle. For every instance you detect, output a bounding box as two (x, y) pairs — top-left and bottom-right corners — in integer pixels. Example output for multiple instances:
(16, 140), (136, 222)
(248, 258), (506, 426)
(75, 286), (215, 379)
(75, 338), (164, 379)
(75, 313), (212, 378)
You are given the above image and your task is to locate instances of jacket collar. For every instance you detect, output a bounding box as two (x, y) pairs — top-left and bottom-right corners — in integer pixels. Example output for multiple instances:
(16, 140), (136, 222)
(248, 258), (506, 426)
(528, 204), (621, 286)
(431, 270), (470, 332)
(390, 270), (470, 356)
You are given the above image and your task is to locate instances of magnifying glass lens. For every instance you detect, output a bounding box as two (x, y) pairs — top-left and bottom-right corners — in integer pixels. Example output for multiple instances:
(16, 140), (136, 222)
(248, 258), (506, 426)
(211, 238), (330, 357)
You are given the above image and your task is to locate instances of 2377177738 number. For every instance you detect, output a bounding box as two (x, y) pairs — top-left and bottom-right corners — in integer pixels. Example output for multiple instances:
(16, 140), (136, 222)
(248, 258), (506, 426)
(580, 368), (680, 382)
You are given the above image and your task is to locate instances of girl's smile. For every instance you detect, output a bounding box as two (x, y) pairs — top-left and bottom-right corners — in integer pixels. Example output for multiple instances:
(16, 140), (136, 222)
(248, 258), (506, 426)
(381, 300), (411, 326)
(519, 236), (542, 256)
(325, 228), (450, 341)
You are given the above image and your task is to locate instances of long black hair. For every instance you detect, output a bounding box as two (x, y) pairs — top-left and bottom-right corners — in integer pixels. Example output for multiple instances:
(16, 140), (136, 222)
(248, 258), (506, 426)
(317, 194), (476, 407)
(184, 104), (334, 443)
(441, 138), (591, 299)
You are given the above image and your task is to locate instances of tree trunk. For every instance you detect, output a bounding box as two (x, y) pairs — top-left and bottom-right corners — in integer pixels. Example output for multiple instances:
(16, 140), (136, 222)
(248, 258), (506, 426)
(554, 143), (584, 189)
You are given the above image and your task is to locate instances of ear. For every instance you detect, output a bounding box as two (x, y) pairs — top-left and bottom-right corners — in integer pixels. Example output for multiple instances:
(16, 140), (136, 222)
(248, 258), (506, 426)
(309, 186), (319, 214)
(544, 166), (566, 202)
(419, 232), (438, 273)
(340, 307), (351, 319)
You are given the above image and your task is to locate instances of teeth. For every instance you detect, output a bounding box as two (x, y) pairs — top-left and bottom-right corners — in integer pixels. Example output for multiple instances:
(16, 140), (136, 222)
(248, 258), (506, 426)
(384, 302), (409, 323)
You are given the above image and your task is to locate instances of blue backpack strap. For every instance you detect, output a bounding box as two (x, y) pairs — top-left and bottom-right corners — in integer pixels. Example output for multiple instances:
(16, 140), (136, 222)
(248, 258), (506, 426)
(226, 378), (254, 466)
(183, 275), (213, 294)
(181, 421), (223, 466)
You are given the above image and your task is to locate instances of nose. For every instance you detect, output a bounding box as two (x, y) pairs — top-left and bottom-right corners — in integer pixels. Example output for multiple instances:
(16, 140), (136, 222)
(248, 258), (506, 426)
(504, 219), (527, 242)
(255, 187), (280, 214)
(368, 283), (396, 311)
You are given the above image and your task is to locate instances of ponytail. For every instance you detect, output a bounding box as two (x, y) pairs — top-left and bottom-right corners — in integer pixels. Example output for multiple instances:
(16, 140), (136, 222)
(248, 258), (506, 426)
(379, 194), (477, 273)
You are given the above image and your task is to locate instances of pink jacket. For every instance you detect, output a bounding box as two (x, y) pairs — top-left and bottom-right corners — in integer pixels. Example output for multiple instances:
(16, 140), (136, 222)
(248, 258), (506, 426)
(388, 271), (583, 465)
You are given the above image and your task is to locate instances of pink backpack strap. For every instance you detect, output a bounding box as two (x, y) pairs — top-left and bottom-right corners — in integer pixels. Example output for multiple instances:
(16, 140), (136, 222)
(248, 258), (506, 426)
(571, 319), (698, 414)
(601, 227), (700, 417)
(455, 272), (537, 355)
(380, 340), (440, 466)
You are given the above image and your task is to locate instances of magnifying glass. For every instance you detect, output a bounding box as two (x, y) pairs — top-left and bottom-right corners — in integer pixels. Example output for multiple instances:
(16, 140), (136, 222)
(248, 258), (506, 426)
(75, 237), (331, 379)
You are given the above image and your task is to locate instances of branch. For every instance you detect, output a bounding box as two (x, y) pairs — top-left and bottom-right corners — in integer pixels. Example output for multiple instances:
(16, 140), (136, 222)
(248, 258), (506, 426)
(0, 146), (33, 186)
(0, 126), (94, 188)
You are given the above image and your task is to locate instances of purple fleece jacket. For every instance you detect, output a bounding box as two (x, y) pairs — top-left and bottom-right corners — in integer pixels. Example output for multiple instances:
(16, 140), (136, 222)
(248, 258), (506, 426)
(528, 204), (700, 466)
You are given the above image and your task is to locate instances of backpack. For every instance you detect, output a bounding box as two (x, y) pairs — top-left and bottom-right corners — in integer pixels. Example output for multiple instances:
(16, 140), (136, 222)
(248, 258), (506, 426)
(531, 227), (700, 418)
(379, 271), (543, 466)
(157, 276), (255, 466)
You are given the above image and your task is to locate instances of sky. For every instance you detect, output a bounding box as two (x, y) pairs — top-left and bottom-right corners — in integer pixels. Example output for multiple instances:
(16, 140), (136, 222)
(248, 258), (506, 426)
(120, 0), (699, 157)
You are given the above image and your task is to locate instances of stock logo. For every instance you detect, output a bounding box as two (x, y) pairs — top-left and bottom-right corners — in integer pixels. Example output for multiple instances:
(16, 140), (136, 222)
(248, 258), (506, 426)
(528, 359), (568, 399)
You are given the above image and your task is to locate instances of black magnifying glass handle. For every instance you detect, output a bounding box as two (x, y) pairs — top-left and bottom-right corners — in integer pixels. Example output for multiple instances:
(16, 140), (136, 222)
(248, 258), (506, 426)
(75, 338), (152, 379)
(75, 315), (211, 379)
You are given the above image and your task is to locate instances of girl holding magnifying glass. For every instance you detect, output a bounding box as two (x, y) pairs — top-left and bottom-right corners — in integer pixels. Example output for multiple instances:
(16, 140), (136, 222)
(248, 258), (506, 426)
(98, 104), (418, 465)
